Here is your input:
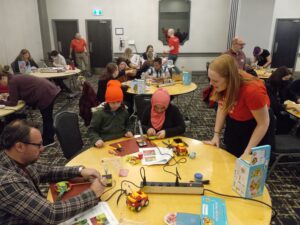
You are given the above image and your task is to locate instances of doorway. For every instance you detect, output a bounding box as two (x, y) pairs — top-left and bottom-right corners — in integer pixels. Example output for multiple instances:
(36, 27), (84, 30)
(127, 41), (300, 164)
(271, 19), (300, 69)
(86, 20), (113, 72)
(52, 20), (79, 59)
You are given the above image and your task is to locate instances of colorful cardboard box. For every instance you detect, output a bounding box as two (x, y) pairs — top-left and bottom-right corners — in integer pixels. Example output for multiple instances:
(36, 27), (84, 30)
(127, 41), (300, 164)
(232, 145), (271, 198)
(200, 196), (228, 225)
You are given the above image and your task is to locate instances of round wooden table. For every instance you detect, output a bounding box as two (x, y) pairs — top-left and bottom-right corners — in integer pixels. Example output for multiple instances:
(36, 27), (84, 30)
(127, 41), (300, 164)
(49, 137), (272, 225)
(0, 101), (25, 118)
(124, 81), (197, 96)
(30, 68), (81, 79)
(255, 68), (273, 79)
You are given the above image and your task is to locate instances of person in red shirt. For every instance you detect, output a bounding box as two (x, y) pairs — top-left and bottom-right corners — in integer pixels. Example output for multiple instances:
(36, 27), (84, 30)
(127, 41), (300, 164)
(204, 54), (274, 158)
(0, 65), (10, 94)
(167, 28), (180, 65)
(69, 33), (91, 76)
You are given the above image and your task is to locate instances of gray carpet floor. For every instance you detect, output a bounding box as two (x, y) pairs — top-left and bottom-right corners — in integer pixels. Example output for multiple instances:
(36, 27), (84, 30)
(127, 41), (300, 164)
(29, 73), (299, 225)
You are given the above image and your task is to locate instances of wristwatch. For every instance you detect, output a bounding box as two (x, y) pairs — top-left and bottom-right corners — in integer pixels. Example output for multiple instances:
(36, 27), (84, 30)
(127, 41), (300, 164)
(78, 166), (85, 175)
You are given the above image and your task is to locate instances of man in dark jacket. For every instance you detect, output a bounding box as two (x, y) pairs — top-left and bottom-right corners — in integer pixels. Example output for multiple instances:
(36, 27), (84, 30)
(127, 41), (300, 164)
(0, 74), (60, 146)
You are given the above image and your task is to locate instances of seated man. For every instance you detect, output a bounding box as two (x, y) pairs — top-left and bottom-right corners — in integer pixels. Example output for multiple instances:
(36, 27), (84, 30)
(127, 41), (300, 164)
(0, 120), (105, 224)
(49, 50), (72, 93)
(145, 57), (170, 79)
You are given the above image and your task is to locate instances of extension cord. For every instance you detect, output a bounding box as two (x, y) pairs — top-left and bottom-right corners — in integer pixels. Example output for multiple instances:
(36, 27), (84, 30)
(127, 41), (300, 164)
(140, 181), (204, 195)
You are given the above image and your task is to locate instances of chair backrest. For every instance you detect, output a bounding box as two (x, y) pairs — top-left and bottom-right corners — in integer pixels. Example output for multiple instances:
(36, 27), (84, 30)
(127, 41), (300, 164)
(134, 94), (152, 120)
(11, 61), (17, 73)
(54, 111), (84, 160)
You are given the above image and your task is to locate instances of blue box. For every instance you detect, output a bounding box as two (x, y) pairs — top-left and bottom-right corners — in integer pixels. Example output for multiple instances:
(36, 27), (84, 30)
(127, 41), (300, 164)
(200, 196), (228, 225)
(232, 145), (271, 198)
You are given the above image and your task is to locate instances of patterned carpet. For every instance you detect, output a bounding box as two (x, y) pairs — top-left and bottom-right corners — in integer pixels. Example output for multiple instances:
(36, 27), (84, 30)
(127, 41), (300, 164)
(27, 72), (299, 225)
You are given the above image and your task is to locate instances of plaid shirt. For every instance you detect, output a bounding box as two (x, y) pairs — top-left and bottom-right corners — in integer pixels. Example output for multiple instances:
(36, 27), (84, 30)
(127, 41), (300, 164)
(0, 151), (99, 225)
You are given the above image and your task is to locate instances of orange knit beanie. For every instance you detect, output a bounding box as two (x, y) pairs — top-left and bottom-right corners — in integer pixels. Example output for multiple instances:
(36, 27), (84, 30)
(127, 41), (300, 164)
(105, 80), (123, 102)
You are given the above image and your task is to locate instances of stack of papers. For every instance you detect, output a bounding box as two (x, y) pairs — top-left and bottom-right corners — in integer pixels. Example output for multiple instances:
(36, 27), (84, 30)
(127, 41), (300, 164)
(61, 202), (118, 225)
(139, 147), (173, 166)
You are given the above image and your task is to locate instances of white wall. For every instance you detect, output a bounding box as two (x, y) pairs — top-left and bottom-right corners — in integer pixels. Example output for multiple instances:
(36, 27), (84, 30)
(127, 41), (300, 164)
(46, 0), (231, 71)
(271, 0), (300, 72)
(236, 0), (275, 58)
(0, 0), (43, 66)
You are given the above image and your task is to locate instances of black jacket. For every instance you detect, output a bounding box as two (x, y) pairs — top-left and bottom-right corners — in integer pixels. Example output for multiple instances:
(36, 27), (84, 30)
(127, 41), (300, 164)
(141, 104), (186, 138)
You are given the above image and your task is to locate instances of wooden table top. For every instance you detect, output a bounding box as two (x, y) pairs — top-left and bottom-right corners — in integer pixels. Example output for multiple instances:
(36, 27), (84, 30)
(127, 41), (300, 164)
(285, 100), (300, 119)
(0, 101), (25, 118)
(48, 136), (272, 225)
(30, 68), (81, 79)
(255, 68), (273, 79)
(124, 81), (197, 96)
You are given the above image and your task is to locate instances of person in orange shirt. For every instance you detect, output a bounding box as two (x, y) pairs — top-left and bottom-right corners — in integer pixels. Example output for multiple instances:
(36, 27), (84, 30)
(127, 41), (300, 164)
(204, 55), (275, 158)
(69, 33), (91, 76)
(167, 28), (180, 65)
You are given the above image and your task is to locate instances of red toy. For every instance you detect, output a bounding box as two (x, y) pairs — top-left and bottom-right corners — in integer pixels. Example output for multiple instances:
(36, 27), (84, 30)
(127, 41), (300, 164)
(126, 191), (149, 212)
(173, 143), (188, 156)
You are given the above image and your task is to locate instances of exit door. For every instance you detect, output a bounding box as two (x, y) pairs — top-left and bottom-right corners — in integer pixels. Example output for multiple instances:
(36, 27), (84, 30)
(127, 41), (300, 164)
(271, 19), (300, 69)
(86, 20), (113, 69)
(52, 20), (79, 59)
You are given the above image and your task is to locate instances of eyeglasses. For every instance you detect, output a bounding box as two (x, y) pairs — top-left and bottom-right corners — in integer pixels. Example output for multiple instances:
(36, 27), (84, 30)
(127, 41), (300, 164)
(22, 142), (44, 149)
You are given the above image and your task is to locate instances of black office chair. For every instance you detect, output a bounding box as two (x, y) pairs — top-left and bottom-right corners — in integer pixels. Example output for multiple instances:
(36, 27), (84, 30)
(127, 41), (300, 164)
(133, 94), (152, 133)
(11, 61), (17, 73)
(268, 134), (300, 177)
(54, 111), (84, 160)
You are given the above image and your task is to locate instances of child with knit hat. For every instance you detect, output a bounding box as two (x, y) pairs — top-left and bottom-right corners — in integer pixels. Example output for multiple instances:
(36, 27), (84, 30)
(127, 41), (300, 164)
(88, 80), (133, 148)
(141, 88), (185, 139)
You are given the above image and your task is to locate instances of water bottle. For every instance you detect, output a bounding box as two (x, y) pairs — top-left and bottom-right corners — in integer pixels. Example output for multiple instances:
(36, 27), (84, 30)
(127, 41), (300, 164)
(182, 70), (191, 85)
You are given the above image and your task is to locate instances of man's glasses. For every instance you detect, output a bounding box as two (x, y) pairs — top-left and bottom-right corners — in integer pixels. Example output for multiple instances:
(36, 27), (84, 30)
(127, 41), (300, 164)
(22, 142), (44, 149)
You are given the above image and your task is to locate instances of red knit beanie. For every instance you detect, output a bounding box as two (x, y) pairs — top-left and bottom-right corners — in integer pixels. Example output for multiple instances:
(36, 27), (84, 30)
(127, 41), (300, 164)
(105, 80), (123, 103)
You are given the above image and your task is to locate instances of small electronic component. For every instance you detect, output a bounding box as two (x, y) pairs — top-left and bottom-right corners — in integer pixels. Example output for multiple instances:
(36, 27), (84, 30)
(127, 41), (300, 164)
(136, 139), (147, 147)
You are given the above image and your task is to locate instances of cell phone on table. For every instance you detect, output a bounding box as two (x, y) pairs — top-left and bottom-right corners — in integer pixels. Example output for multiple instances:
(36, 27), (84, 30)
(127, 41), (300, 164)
(173, 138), (189, 147)
(173, 138), (183, 143)
(136, 139), (147, 147)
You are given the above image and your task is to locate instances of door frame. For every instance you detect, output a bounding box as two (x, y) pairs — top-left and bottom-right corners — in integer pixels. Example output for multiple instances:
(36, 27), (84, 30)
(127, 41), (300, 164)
(85, 19), (113, 68)
(52, 19), (79, 52)
(271, 18), (300, 71)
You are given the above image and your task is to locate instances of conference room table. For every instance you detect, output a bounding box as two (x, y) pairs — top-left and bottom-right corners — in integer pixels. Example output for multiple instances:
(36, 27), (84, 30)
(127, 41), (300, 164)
(254, 68), (273, 79)
(285, 100), (300, 119)
(0, 100), (25, 118)
(30, 68), (81, 79)
(124, 80), (198, 116)
(124, 80), (197, 96)
(30, 68), (81, 91)
(48, 136), (272, 225)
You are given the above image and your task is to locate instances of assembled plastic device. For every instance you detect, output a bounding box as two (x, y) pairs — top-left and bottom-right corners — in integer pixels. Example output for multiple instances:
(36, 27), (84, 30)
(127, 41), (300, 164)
(174, 143), (188, 156)
(54, 181), (71, 200)
(126, 191), (149, 212)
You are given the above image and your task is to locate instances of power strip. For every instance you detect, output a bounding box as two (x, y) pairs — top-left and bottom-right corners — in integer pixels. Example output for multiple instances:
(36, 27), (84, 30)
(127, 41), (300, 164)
(140, 182), (204, 195)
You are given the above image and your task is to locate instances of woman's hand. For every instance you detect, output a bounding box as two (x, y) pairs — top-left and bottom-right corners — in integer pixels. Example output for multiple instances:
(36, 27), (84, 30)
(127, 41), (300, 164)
(125, 131), (133, 138)
(147, 128), (156, 136)
(203, 133), (220, 148)
(157, 130), (166, 139)
(240, 148), (252, 161)
(95, 139), (104, 148)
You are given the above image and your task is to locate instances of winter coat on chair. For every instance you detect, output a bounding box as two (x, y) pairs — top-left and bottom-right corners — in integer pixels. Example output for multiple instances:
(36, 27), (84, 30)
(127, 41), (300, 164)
(79, 81), (99, 126)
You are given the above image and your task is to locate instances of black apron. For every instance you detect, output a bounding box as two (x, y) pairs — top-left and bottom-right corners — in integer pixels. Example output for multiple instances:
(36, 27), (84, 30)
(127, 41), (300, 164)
(224, 109), (275, 157)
